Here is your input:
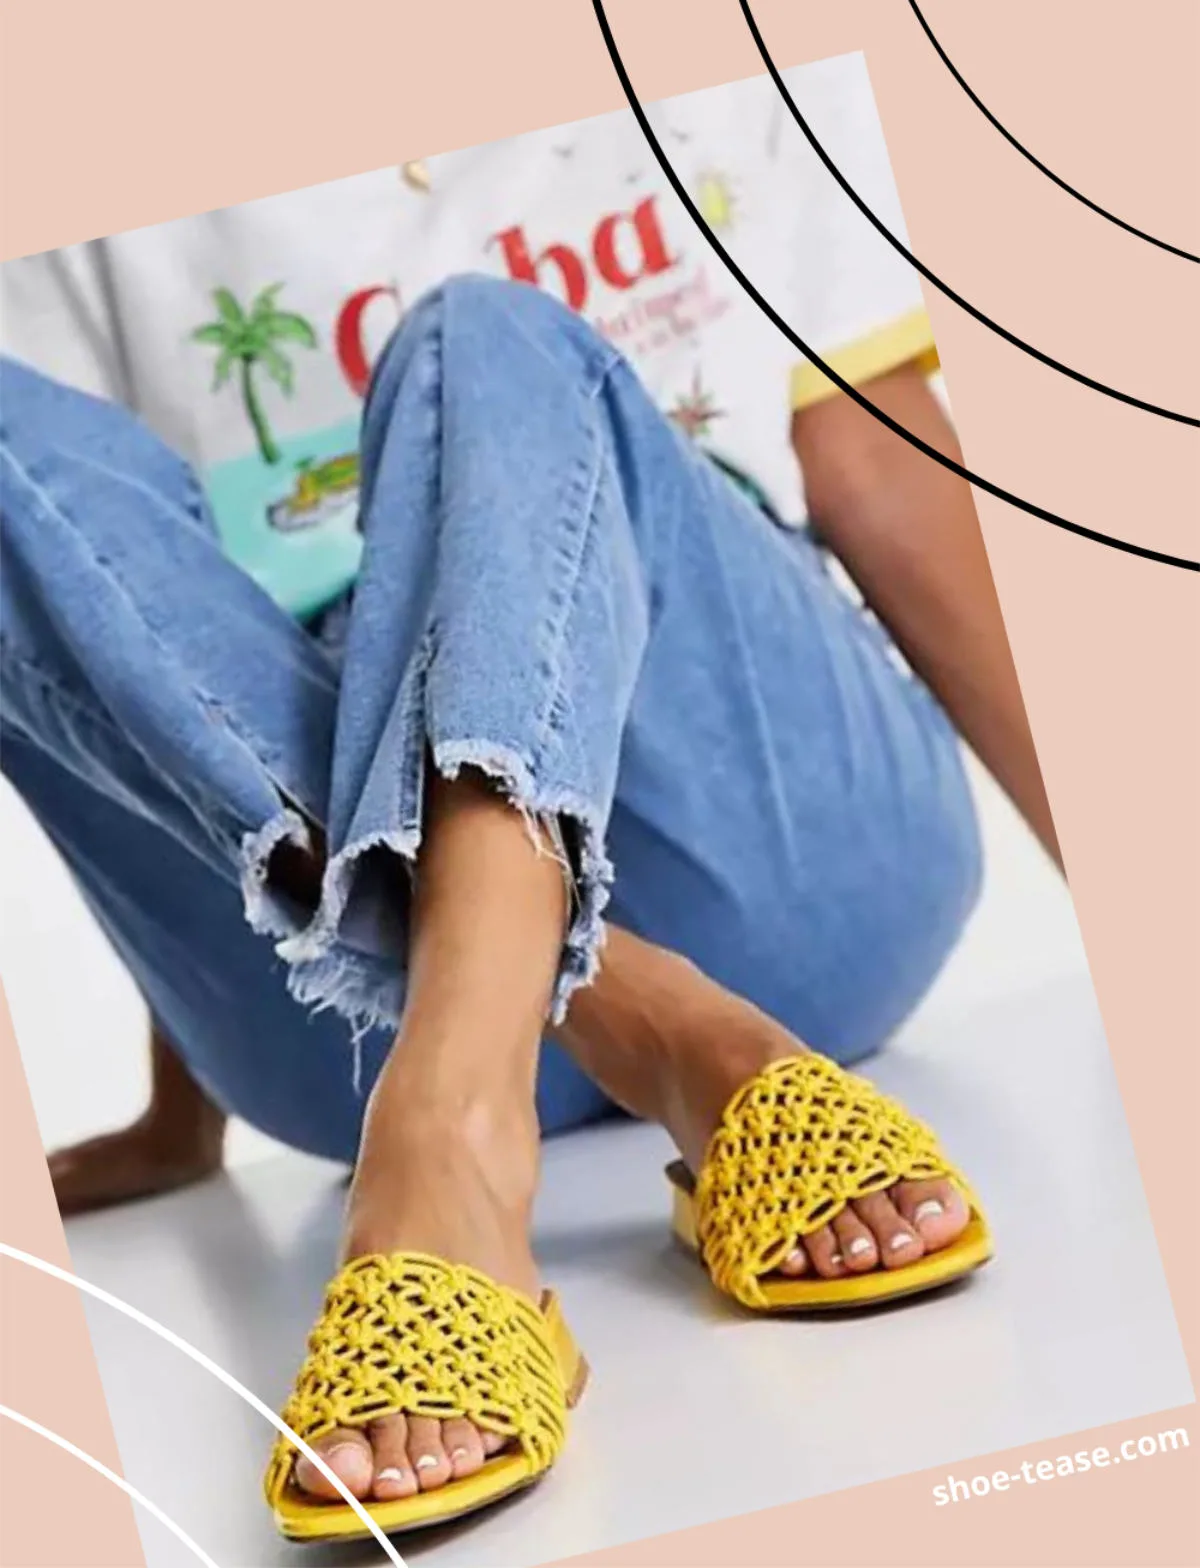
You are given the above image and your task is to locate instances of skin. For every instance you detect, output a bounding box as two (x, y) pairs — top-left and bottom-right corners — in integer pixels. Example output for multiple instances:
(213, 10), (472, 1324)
(792, 363), (1062, 873)
(44, 362), (1061, 1499)
(47, 1023), (226, 1217)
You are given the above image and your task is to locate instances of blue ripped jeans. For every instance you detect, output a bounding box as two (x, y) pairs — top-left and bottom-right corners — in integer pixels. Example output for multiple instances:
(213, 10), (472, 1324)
(0, 276), (981, 1163)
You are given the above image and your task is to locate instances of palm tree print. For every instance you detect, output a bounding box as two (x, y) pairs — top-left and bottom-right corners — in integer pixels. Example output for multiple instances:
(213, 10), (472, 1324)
(191, 284), (318, 465)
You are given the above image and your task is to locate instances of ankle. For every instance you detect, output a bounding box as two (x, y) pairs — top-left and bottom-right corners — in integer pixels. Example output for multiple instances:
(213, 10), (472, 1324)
(357, 1063), (539, 1203)
(587, 940), (805, 1167)
(556, 932), (696, 1116)
(375, 1047), (537, 1139)
(616, 946), (781, 1110)
(343, 1089), (540, 1290)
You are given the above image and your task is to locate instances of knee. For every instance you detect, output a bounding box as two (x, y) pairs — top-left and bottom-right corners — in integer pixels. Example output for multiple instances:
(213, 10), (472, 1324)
(424, 271), (586, 339)
(370, 272), (617, 403)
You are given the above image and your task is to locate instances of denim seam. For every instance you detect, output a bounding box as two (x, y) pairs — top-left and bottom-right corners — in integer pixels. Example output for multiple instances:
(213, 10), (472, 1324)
(527, 371), (614, 774)
(399, 626), (439, 841)
(436, 279), (618, 778)
(1, 641), (133, 746)
(0, 640), (254, 867)
(2, 446), (326, 828)
(491, 280), (623, 397)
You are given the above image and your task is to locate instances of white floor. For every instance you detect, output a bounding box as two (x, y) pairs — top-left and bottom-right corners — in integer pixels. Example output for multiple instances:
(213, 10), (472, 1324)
(6, 762), (1194, 1565)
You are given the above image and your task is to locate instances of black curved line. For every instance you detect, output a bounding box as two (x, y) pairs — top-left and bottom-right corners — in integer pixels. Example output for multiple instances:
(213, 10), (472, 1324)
(738, 0), (1198, 428)
(589, 0), (1199, 572)
(909, 0), (1200, 266)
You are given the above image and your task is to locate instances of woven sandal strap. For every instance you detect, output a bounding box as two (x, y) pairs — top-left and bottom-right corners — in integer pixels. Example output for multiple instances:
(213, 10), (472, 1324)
(693, 1054), (967, 1309)
(264, 1251), (567, 1500)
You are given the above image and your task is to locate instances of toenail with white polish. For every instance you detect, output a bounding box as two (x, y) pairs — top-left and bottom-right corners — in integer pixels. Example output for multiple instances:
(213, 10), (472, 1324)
(890, 1232), (914, 1251)
(847, 1237), (873, 1257)
(377, 1467), (406, 1483)
(828, 1252), (843, 1266)
(913, 1199), (944, 1223)
(449, 1446), (470, 1462)
(415, 1454), (440, 1471)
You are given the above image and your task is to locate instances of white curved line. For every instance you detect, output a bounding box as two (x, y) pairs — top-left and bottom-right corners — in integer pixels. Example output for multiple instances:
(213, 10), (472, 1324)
(0, 1402), (220, 1568)
(0, 1242), (407, 1566)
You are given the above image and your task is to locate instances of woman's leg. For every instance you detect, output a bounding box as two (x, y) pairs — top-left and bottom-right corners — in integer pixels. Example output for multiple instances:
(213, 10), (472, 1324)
(546, 403), (988, 1278)
(3, 269), (982, 1501)
(555, 928), (973, 1281)
(290, 276), (981, 1491)
(295, 767), (571, 1500)
(302, 275), (977, 1046)
(1, 335), (627, 1502)
(0, 349), (611, 1155)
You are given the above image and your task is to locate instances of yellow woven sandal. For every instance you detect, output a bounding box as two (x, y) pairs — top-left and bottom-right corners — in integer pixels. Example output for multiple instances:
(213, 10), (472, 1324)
(263, 1251), (587, 1541)
(668, 1053), (994, 1311)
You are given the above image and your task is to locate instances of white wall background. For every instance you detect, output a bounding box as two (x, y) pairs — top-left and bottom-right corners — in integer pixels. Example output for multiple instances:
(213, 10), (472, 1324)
(1, 748), (1088, 1172)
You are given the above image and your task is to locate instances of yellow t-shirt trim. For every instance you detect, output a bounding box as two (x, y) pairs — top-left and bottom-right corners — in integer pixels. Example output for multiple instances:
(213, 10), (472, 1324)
(790, 307), (940, 411)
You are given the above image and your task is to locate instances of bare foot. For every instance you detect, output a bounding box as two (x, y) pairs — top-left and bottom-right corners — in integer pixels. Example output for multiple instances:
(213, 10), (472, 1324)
(292, 1067), (542, 1504)
(560, 928), (970, 1284)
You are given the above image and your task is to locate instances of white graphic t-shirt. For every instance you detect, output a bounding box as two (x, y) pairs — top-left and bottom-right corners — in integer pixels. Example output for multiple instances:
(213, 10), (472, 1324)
(1, 53), (937, 619)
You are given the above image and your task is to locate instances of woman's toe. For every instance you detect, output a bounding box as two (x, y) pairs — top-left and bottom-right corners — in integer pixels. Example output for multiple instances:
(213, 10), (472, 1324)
(832, 1208), (878, 1272)
(369, 1415), (419, 1500)
(801, 1224), (845, 1278)
(892, 1178), (968, 1252)
(442, 1418), (487, 1480)
(777, 1240), (809, 1277)
(407, 1417), (453, 1491)
(481, 1431), (509, 1457)
(852, 1192), (924, 1269)
(295, 1427), (374, 1500)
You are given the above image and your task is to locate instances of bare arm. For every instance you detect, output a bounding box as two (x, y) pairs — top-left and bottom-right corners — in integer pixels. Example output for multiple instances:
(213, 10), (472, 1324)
(791, 361), (1063, 873)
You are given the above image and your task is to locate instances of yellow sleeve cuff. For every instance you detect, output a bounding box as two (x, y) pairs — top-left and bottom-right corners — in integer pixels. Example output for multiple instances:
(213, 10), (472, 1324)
(790, 307), (940, 411)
